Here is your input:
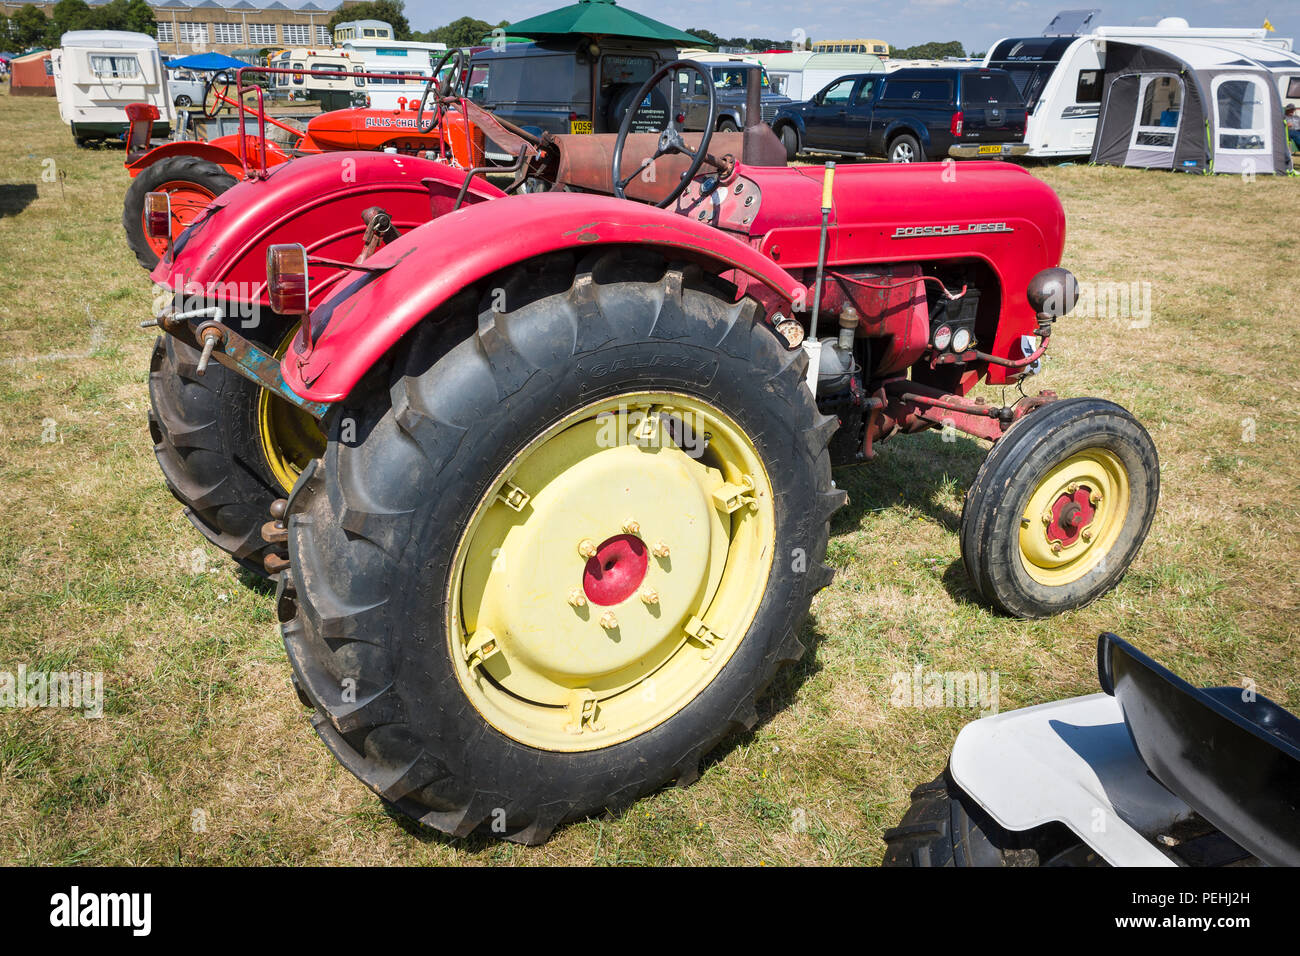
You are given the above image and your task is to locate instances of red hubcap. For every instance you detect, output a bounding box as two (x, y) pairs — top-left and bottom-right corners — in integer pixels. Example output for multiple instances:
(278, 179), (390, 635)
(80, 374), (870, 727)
(1046, 486), (1096, 546)
(582, 534), (648, 606)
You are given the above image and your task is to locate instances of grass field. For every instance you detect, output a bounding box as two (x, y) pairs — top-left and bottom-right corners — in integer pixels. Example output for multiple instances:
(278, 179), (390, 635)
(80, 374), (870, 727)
(1, 90), (1297, 866)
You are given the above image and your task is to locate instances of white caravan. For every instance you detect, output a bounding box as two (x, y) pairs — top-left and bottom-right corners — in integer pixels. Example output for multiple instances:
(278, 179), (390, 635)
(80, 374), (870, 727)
(340, 38), (447, 111)
(983, 15), (1298, 158)
(52, 30), (174, 145)
(752, 51), (884, 100)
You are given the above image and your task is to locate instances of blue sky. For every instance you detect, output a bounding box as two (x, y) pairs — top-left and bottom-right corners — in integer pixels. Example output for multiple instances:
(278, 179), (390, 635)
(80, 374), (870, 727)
(400, 0), (1291, 52)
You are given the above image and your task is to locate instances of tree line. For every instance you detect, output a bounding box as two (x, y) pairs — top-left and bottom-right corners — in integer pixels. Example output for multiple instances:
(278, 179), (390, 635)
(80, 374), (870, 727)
(2, 0), (155, 51)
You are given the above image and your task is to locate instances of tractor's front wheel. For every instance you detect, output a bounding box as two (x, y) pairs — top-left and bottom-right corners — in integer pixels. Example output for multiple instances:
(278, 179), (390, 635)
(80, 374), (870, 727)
(123, 155), (236, 270)
(279, 249), (844, 843)
(960, 397), (1159, 618)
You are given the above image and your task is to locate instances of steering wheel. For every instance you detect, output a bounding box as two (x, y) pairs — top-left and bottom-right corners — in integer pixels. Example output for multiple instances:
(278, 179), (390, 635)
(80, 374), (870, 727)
(418, 48), (469, 134)
(202, 72), (232, 118)
(611, 60), (716, 209)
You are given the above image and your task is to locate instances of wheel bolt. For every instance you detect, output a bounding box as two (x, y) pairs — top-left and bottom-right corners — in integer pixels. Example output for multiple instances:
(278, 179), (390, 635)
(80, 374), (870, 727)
(1051, 541), (1062, 554)
(567, 587), (587, 608)
(1081, 530), (1092, 543)
(1090, 491), (1102, 506)
(652, 541), (670, 558)
(640, 587), (659, 606)
(578, 538), (598, 559)
(1067, 482), (1079, 494)
(623, 519), (640, 535)
(599, 611), (618, 630)
(1041, 511), (1053, 526)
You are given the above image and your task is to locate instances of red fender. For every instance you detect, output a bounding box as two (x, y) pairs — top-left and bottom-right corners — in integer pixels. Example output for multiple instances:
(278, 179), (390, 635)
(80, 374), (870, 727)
(153, 151), (506, 315)
(284, 192), (809, 403)
(124, 136), (294, 179)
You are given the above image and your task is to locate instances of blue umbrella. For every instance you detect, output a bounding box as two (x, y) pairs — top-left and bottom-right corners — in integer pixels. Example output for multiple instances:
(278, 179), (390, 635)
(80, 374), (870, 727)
(165, 51), (248, 71)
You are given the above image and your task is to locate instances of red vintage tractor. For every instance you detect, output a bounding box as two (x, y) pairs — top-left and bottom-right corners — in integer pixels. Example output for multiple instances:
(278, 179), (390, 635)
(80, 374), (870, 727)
(145, 61), (1159, 842)
(122, 56), (485, 269)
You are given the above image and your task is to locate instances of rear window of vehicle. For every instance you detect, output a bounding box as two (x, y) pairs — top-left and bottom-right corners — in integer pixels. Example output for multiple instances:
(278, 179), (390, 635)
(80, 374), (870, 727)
(1288, 76), (1300, 98)
(960, 71), (1021, 106)
(882, 78), (951, 103)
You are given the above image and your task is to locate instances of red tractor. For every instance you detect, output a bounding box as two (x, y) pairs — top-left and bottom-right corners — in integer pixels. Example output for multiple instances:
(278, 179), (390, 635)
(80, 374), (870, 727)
(122, 57), (485, 269)
(145, 61), (1159, 843)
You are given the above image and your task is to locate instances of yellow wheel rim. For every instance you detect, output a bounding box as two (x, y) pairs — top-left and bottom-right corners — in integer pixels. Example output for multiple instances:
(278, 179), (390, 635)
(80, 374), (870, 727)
(257, 326), (327, 493)
(446, 392), (776, 752)
(1018, 449), (1130, 587)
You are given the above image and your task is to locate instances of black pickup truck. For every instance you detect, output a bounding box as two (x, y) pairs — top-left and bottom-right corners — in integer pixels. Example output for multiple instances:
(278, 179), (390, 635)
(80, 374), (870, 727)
(771, 67), (1029, 162)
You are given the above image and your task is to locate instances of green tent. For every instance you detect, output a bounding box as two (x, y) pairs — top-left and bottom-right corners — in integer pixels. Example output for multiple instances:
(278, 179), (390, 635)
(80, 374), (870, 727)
(507, 0), (713, 47)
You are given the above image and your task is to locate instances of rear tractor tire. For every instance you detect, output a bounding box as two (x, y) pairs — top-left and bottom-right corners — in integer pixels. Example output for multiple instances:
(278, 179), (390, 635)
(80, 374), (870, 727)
(149, 315), (326, 577)
(960, 397), (1159, 618)
(123, 154), (236, 271)
(279, 249), (846, 843)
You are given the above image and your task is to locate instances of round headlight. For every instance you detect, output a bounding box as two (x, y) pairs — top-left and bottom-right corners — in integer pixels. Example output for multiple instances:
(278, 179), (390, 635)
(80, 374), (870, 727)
(933, 325), (952, 351)
(952, 327), (972, 353)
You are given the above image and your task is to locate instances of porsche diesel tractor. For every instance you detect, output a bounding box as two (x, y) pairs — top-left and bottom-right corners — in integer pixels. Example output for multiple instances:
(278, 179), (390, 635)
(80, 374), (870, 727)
(142, 61), (1159, 843)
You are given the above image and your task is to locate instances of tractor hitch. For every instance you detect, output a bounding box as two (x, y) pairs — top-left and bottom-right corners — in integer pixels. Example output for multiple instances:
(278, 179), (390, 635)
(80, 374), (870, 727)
(145, 306), (331, 421)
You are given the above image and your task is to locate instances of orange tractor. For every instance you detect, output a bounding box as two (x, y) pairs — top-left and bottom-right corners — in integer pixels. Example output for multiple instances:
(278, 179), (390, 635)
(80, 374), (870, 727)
(121, 55), (484, 269)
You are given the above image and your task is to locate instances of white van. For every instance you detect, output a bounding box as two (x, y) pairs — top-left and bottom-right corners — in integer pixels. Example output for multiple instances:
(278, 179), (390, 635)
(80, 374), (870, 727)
(340, 38), (446, 111)
(984, 17), (1297, 158)
(52, 30), (174, 145)
(270, 48), (356, 111)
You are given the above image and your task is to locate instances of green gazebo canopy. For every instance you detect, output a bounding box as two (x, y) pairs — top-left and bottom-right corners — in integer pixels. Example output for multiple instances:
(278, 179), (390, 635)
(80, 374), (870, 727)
(507, 0), (713, 47)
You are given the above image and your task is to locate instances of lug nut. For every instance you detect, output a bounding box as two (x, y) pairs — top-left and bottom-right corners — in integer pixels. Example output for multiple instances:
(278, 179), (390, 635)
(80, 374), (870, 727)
(578, 538), (598, 559)
(1081, 530), (1092, 543)
(1066, 482), (1079, 494)
(652, 541), (670, 558)
(599, 611), (618, 630)
(567, 587), (587, 608)
(1090, 491), (1102, 506)
(1041, 511), (1053, 526)
(1051, 541), (1062, 554)
(640, 587), (659, 606)
(623, 519), (640, 535)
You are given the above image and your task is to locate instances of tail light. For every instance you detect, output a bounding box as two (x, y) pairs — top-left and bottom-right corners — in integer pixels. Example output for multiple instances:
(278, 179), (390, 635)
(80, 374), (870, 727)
(144, 191), (171, 239)
(950, 111), (963, 138)
(266, 243), (309, 315)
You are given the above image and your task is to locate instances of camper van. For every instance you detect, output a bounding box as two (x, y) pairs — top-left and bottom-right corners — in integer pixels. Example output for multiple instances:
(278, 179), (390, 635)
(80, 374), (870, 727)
(270, 48), (356, 111)
(753, 51), (884, 100)
(984, 16), (1298, 158)
(340, 38), (447, 111)
(52, 30), (173, 145)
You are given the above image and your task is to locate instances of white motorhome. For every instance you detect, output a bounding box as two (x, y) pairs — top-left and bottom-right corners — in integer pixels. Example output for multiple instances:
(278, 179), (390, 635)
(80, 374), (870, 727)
(984, 16), (1299, 157)
(340, 38), (447, 111)
(52, 30), (174, 145)
(270, 47), (356, 110)
(752, 51), (884, 100)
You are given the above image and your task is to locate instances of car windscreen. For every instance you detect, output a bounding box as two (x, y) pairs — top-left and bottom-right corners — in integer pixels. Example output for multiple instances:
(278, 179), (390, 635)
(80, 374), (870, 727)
(708, 66), (770, 90)
(961, 71), (1023, 106)
(984, 61), (1054, 108)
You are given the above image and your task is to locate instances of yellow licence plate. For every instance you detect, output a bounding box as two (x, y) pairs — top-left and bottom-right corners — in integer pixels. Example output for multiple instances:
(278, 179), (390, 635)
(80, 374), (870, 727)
(570, 120), (593, 134)
(978, 144), (1007, 154)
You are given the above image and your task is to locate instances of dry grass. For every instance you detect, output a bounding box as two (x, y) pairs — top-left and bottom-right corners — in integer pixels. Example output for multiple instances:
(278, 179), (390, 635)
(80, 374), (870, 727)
(0, 92), (1296, 865)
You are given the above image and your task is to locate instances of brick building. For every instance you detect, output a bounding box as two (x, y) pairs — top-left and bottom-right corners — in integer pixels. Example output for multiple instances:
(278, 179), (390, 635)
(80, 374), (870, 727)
(3, 0), (361, 57)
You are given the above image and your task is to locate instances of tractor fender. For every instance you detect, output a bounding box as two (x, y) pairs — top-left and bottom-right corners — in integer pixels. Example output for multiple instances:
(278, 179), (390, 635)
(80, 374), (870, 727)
(125, 139), (246, 179)
(285, 192), (808, 404)
(153, 151), (506, 314)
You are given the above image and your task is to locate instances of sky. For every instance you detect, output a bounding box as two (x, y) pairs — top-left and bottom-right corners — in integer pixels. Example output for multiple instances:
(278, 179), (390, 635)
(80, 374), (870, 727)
(397, 0), (1292, 53)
